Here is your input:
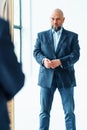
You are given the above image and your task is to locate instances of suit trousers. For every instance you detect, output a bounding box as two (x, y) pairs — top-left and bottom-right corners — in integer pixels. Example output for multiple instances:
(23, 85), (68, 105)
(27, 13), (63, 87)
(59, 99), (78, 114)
(39, 79), (76, 130)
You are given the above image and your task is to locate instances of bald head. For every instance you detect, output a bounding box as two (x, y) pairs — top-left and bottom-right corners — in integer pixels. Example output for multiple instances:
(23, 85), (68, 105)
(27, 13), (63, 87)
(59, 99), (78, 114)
(51, 8), (64, 18)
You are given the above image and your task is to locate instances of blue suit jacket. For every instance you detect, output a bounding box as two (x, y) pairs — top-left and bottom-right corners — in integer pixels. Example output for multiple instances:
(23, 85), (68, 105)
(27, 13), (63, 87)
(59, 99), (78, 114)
(0, 18), (25, 130)
(33, 28), (80, 88)
(0, 18), (25, 100)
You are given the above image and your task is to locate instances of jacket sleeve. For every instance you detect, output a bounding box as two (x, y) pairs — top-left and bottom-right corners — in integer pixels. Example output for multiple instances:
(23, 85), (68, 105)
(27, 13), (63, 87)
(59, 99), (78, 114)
(60, 34), (80, 69)
(0, 20), (25, 100)
(33, 33), (46, 65)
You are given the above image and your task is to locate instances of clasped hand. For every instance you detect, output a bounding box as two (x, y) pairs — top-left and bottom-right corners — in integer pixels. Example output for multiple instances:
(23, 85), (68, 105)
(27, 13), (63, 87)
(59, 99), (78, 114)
(43, 58), (61, 69)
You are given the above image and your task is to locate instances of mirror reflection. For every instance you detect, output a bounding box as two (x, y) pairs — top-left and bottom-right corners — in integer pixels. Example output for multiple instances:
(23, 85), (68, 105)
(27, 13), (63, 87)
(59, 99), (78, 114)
(13, 0), (87, 130)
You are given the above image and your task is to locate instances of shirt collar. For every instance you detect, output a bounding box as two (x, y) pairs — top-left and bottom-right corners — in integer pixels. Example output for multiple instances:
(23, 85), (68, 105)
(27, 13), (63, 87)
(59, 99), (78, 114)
(52, 27), (63, 35)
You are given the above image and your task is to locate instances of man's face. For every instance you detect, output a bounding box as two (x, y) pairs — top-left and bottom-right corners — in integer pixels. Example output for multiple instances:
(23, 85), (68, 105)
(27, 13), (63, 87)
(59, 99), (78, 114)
(50, 11), (65, 29)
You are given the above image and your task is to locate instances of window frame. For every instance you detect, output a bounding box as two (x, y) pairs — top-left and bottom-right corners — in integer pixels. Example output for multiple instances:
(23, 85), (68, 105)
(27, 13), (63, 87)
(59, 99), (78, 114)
(14, 0), (22, 64)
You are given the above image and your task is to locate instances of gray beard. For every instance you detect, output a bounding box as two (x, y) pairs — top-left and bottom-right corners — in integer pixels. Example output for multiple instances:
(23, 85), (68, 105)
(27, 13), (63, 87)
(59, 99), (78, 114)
(52, 26), (61, 32)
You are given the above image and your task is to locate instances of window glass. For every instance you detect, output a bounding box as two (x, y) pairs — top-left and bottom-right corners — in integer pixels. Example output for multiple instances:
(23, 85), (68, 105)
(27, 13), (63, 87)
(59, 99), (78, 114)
(14, 0), (22, 63)
(14, 28), (20, 62)
(14, 0), (20, 25)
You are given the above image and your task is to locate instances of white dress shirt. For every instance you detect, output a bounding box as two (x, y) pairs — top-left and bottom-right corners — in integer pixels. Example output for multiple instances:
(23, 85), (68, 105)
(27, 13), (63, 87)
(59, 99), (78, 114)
(52, 28), (62, 51)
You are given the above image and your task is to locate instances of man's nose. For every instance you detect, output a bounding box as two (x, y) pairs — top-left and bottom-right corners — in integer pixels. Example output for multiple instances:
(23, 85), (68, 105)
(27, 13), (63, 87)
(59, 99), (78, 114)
(54, 18), (58, 23)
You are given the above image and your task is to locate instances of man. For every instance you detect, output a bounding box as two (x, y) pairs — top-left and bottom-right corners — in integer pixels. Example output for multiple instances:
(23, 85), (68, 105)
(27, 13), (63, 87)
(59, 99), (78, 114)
(0, 18), (25, 130)
(33, 8), (80, 130)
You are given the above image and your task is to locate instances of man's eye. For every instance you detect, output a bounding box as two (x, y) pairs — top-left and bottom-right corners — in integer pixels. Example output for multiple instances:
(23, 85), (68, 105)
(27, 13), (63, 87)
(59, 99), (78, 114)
(52, 18), (54, 20)
(51, 18), (59, 21)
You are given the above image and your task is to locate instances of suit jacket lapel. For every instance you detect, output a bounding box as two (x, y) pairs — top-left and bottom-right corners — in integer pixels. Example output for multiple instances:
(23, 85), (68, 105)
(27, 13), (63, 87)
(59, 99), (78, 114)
(47, 30), (55, 53)
(56, 29), (67, 54)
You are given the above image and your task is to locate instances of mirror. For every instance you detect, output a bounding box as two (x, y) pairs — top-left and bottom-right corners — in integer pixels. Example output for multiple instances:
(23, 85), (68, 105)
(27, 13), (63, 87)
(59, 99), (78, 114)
(14, 0), (87, 130)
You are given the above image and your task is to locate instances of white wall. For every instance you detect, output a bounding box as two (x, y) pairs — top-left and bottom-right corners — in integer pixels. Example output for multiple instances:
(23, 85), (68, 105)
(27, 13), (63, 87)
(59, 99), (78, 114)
(14, 0), (87, 130)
